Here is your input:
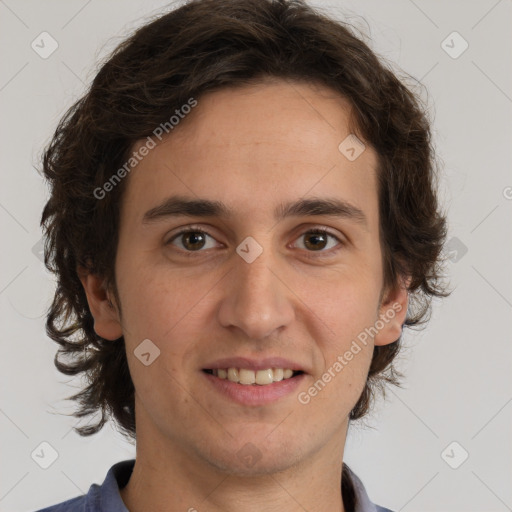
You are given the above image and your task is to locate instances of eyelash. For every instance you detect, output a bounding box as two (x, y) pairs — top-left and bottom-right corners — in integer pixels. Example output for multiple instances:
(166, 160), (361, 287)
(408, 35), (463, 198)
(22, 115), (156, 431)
(166, 225), (344, 257)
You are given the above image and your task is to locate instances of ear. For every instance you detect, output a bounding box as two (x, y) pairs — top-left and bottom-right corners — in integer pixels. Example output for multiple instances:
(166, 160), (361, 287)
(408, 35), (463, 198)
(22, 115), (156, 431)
(77, 266), (123, 340)
(373, 276), (410, 347)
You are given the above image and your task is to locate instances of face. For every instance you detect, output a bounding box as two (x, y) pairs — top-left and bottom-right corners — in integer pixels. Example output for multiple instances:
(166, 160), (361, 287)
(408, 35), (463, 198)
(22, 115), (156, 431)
(82, 79), (407, 476)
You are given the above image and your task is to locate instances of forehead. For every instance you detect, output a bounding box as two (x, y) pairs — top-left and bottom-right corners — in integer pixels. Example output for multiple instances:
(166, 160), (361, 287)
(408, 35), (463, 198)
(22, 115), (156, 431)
(120, 79), (379, 229)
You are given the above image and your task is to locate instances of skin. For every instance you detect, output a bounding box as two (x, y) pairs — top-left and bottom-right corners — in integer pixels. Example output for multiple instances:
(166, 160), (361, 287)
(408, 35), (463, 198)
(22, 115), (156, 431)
(80, 78), (409, 512)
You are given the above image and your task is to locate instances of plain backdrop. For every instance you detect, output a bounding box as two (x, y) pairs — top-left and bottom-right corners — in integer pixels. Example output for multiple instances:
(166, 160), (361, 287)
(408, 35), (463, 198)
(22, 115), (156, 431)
(0, 1), (511, 511)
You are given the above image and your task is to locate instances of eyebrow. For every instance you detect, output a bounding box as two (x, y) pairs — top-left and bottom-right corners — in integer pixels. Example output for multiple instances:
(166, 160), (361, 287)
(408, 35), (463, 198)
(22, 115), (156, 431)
(142, 194), (367, 227)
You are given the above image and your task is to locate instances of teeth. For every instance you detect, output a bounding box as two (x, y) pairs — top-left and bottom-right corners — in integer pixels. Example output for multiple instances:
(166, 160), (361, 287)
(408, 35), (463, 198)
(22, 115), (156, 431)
(239, 369), (256, 385)
(255, 369), (273, 385)
(273, 368), (284, 381)
(227, 368), (239, 382)
(212, 367), (299, 385)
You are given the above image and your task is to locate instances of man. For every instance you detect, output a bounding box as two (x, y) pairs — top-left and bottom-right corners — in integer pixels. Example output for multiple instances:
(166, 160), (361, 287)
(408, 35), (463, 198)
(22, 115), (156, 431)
(36, 0), (447, 510)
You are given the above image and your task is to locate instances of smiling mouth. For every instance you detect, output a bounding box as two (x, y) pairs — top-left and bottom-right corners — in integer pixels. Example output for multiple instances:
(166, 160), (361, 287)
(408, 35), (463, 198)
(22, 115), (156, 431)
(202, 368), (304, 385)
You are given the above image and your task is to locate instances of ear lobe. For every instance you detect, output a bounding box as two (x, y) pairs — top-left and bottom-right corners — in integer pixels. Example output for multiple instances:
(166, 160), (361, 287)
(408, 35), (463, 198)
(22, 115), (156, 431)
(373, 277), (410, 347)
(77, 265), (123, 341)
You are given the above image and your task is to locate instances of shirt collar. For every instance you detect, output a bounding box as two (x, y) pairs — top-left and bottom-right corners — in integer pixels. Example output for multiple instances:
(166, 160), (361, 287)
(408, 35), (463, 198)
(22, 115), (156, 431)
(93, 459), (383, 512)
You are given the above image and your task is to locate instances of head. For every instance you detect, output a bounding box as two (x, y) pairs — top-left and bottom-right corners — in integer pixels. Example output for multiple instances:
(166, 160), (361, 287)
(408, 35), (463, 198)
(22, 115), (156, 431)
(40, 0), (448, 462)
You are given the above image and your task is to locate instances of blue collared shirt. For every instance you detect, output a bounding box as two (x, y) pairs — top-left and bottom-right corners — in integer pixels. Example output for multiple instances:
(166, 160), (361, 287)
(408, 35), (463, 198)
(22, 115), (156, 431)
(34, 459), (394, 512)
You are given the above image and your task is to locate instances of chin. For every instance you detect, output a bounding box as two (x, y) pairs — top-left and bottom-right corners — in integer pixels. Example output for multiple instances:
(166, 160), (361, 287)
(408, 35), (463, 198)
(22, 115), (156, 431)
(206, 451), (301, 477)
(198, 434), (307, 477)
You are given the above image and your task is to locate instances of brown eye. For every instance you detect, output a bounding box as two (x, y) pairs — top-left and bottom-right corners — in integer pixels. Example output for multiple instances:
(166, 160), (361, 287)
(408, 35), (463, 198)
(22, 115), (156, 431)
(294, 228), (343, 254)
(303, 231), (328, 251)
(181, 231), (207, 251)
(167, 229), (218, 252)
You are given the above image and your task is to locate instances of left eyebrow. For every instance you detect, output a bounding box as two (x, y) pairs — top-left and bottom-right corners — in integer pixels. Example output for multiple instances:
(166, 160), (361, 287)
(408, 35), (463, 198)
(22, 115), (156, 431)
(142, 194), (367, 227)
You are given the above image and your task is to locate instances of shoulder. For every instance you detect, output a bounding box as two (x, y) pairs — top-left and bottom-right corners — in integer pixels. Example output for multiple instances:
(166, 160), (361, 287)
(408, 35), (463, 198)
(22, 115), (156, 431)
(33, 459), (134, 512)
(33, 494), (89, 512)
(32, 490), (101, 512)
(33, 483), (102, 512)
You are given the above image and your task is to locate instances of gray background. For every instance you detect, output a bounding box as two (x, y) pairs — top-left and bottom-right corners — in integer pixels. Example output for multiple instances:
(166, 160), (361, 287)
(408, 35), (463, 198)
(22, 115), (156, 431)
(1, 1), (511, 511)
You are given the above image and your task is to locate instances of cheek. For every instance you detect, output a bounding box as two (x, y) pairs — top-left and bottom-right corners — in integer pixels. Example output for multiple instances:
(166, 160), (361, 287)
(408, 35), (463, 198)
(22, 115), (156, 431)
(300, 271), (379, 403)
(302, 267), (381, 342)
(116, 262), (203, 344)
(117, 266), (208, 388)
(300, 335), (374, 418)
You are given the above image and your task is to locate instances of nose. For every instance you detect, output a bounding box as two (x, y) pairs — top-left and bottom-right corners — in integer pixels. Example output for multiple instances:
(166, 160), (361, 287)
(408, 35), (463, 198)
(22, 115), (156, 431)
(217, 243), (296, 341)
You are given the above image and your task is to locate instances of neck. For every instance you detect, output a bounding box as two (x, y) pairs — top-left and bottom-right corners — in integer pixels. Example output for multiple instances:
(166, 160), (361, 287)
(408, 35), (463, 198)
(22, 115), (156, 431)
(120, 421), (348, 512)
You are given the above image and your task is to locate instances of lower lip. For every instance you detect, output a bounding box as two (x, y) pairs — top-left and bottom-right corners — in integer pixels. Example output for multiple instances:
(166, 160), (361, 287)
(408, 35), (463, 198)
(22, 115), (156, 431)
(202, 371), (306, 406)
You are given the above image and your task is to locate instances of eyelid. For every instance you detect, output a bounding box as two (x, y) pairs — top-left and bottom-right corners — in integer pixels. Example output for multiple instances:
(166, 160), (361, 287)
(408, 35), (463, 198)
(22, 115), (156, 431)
(166, 224), (345, 254)
(290, 226), (345, 255)
(165, 224), (221, 246)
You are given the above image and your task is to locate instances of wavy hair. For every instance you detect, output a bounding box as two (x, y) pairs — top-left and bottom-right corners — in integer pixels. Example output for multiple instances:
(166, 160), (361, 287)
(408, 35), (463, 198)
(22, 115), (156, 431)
(39, 0), (448, 439)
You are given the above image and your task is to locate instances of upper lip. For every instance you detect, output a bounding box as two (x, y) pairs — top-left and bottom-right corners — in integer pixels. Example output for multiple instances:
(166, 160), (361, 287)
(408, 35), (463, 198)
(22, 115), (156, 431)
(203, 357), (308, 373)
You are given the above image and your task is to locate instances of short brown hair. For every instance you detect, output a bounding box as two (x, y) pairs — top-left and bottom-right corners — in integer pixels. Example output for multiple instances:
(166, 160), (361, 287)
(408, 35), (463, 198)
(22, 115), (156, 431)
(39, 0), (448, 439)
